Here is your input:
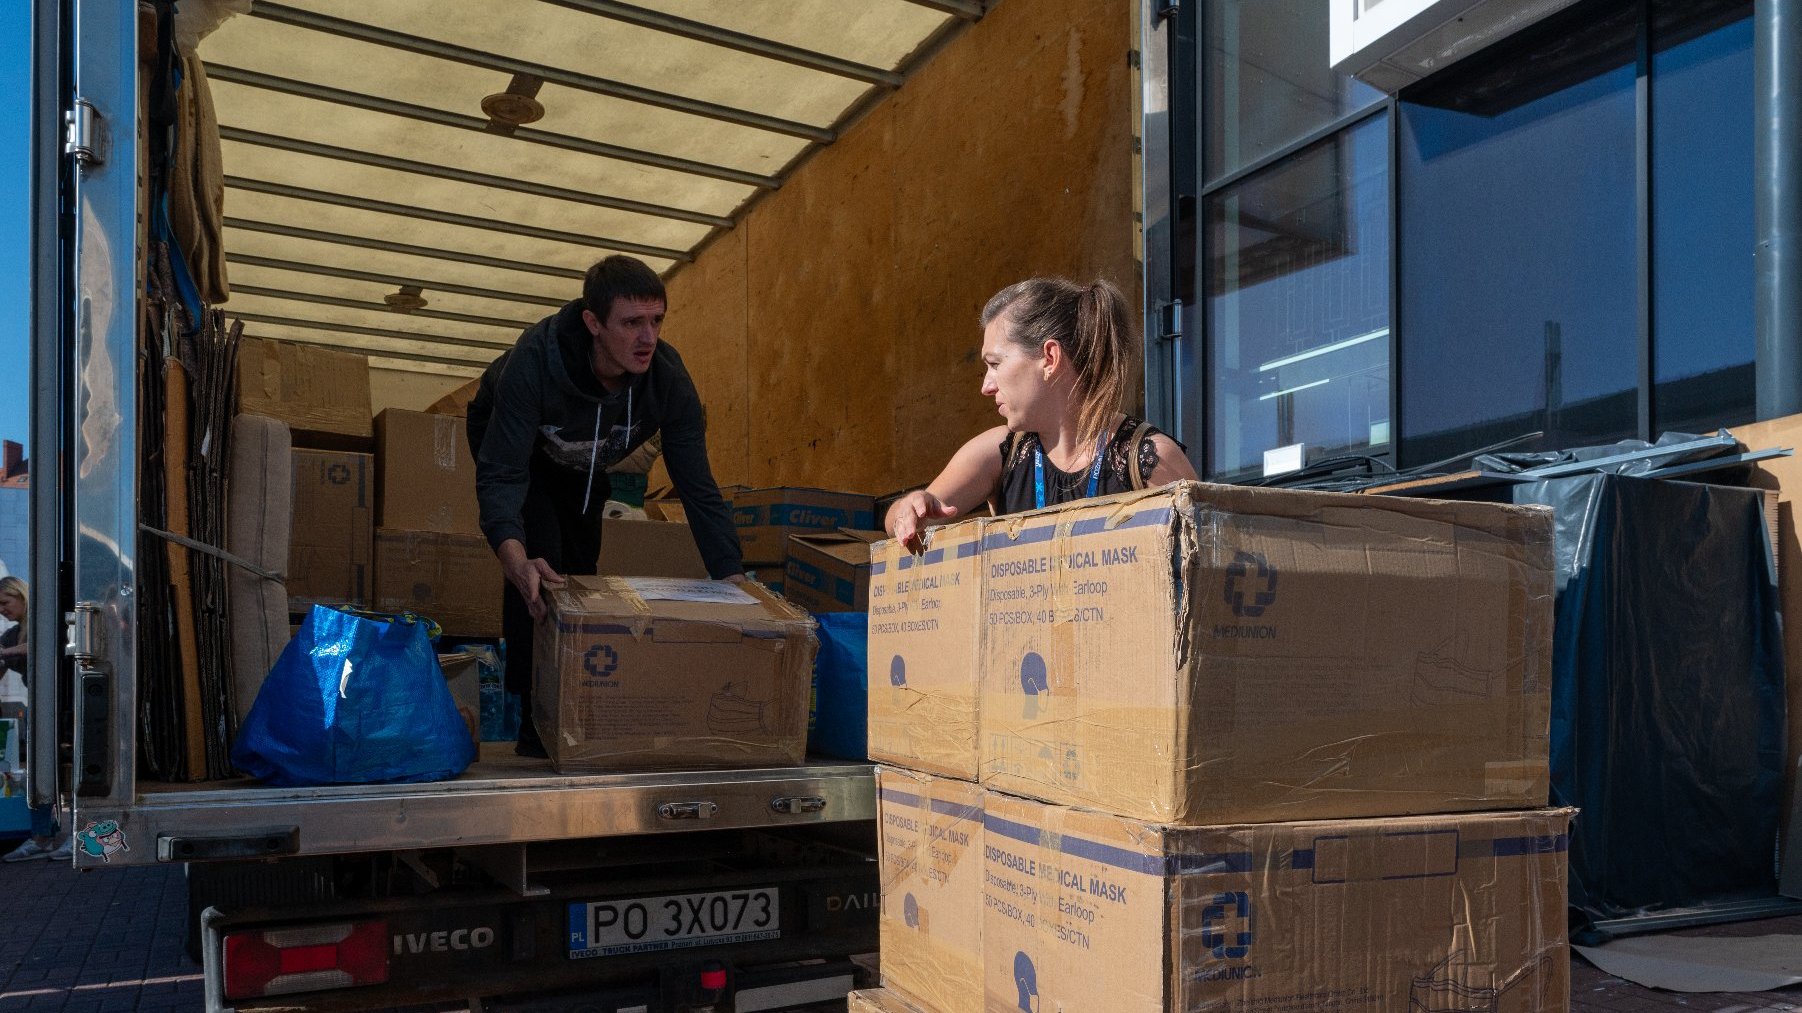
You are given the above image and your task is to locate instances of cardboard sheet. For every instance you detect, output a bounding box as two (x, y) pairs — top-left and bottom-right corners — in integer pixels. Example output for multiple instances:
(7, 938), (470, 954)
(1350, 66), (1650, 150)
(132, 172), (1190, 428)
(1576, 935), (1802, 993)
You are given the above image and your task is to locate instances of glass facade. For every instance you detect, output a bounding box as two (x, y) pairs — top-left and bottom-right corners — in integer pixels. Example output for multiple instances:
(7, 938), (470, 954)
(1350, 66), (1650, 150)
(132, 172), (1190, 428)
(1204, 0), (1383, 183)
(1205, 115), (1390, 481)
(1398, 44), (1639, 466)
(1188, 0), (1759, 478)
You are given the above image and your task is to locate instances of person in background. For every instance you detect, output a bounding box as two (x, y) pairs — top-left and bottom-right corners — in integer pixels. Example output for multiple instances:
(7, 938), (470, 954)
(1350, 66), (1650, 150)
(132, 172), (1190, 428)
(886, 277), (1198, 551)
(468, 255), (745, 758)
(0, 578), (70, 862)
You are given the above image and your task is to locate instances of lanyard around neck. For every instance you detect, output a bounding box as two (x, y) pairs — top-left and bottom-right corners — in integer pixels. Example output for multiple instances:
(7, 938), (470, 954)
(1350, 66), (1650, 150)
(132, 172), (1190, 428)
(1034, 432), (1108, 510)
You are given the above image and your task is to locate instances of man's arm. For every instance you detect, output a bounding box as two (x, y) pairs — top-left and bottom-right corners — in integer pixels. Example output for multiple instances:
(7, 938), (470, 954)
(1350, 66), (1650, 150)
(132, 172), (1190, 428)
(661, 379), (744, 580)
(475, 345), (567, 617)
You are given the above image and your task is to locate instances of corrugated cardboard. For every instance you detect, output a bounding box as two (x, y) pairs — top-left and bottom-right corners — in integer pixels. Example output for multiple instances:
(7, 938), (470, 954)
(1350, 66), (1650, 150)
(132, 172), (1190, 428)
(597, 518), (708, 578)
(849, 988), (929, 1013)
(288, 450), (372, 612)
(981, 482), (1555, 825)
(732, 487), (877, 564)
(376, 408), (481, 536)
(867, 518), (984, 779)
(1733, 413), (1802, 872)
(784, 529), (884, 613)
(425, 377), (479, 417)
(238, 338), (373, 450)
(643, 498), (688, 524)
(536, 576), (816, 771)
(373, 529), (502, 637)
(982, 794), (1572, 1013)
(439, 651), (482, 751)
(877, 768), (984, 1013)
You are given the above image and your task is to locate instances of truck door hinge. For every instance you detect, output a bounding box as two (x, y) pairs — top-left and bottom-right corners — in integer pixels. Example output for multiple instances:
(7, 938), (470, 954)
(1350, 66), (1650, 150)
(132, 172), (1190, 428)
(1157, 300), (1185, 343)
(65, 601), (102, 662)
(1156, 0), (1182, 22)
(63, 98), (107, 170)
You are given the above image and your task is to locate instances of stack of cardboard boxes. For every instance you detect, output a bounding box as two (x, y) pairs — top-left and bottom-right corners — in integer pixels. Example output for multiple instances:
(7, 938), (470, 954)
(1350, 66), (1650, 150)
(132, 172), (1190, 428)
(732, 487), (877, 595)
(859, 482), (1572, 1013)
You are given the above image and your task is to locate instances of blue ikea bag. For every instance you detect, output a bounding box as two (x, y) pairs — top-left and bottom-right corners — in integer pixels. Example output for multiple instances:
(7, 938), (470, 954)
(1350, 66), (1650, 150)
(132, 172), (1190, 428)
(807, 612), (869, 760)
(233, 606), (476, 786)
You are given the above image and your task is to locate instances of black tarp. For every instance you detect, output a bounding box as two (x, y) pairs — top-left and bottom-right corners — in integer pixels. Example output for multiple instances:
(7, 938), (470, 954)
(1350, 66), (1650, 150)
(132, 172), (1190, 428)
(1511, 475), (1785, 931)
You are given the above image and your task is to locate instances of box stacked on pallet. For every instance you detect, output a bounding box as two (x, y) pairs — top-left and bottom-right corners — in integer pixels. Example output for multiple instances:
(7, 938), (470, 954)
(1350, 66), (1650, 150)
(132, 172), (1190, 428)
(866, 482), (1572, 1013)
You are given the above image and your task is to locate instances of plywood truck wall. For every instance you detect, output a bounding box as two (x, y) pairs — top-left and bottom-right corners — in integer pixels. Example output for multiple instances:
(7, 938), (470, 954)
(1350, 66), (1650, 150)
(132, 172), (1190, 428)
(662, 0), (1138, 494)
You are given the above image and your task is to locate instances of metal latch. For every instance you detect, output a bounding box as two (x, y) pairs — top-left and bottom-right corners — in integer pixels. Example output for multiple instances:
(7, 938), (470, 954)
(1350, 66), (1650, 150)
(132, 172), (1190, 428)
(65, 602), (101, 662)
(770, 796), (827, 816)
(1156, 0), (1181, 21)
(658, 801), (719, 821)
(1157, 299), (1184, 342)
(64, 98), (107, 169)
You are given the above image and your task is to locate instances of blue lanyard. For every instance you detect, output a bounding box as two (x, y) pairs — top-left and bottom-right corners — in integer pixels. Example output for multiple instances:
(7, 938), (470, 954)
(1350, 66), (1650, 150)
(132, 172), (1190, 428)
(1034, 433), (1108, 510)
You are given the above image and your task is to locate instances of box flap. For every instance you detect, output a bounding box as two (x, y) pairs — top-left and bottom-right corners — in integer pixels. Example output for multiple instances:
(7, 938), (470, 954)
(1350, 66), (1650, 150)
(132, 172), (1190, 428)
(549, 575), (812, 634)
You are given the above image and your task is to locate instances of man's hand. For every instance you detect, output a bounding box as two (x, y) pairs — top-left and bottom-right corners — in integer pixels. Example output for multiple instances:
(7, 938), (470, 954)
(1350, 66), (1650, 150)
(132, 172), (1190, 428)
(887, 490), (959, 555)
(498, 539), (566, 621)
(723, 573), (749, 585)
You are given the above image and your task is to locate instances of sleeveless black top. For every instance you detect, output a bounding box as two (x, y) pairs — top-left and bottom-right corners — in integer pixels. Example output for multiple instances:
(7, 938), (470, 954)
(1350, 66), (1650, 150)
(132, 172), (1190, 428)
(996, 416), (1168, 515)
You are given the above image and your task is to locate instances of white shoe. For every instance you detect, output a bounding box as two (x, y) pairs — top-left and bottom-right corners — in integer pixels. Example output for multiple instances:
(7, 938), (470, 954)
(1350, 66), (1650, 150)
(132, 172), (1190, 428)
(44, 839), (72, 861)
(2, 839), (53, 862)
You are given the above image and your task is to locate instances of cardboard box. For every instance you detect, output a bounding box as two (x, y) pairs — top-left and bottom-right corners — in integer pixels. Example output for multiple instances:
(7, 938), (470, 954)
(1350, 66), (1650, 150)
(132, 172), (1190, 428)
(981, 482), (1555, 825)
(732, 487), (877, 564)
(288, 450), (373, 611)
(425, 377), (479, 417)
(877, 768), (984, 1013)
(867, 518), (984, 779)
(373, 529), (502, 637)
(376, 408), (481, 536)
(439, 650), (483, 751)
(536, 576), (816, 771)
(849, 989), (929, 1013)
(643, 498), (688, 524)
(982, 793), (1572, 1013)
(784, 529), (884, 613)
(238, 339), (373, 450)
(597, 518), (708, 578)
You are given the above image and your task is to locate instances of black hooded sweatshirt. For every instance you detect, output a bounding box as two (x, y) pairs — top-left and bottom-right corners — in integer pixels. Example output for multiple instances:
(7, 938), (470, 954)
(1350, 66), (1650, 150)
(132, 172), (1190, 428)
(468, 300), (742, 578)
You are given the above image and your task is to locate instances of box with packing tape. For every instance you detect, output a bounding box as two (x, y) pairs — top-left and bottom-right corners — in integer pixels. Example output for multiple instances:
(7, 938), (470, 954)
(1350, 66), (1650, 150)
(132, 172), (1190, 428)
(877, 768), (984, 1013)
(373, 529), (502, 637)
(981, 482), (1555, 825)
(376, 408), (480, 536)
(238, 338), (373, 450)
(536, 576), (816, 771)
(982, 793), (1572, 1013)
(288, 450), (372, 613)
(785, 529), (883, 613)
(867, 518), (984, 779)
(733, 487), (876, 565)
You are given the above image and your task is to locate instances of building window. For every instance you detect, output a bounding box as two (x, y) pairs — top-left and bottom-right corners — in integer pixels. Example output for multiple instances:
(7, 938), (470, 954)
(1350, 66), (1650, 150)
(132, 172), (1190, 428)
(1205, 113), (1391, 481)
(1652, 5), (1755, 433)
(1205, 0), (1384, 183)
(1397, 6), (1640, 466)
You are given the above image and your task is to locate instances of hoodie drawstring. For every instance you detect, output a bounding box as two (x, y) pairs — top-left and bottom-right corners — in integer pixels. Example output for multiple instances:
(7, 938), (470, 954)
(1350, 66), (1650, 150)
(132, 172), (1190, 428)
(581, 386), (630, 515)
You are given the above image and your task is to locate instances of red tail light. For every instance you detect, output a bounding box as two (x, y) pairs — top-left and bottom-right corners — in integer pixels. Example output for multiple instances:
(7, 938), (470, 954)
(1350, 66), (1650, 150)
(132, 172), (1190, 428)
(223, 920), (389, 999)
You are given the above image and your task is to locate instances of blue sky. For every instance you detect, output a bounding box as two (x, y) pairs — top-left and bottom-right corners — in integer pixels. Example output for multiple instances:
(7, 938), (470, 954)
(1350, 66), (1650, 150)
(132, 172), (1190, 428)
(0, 1), (31, 453)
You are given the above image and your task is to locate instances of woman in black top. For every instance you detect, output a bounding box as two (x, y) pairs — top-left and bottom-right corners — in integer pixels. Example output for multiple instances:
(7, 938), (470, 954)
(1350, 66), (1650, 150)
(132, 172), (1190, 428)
(0, 576), (67, 862)
(886, 277), (1197, 551)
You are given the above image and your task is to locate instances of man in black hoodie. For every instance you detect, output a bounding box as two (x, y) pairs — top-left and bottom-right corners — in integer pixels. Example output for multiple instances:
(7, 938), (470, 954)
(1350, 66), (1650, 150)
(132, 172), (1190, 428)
(468, 255), (744, 757)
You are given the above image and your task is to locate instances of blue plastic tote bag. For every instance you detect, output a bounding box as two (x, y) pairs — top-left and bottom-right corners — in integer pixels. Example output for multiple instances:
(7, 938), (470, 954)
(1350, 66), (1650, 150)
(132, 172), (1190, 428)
(232, 606), (476, 786)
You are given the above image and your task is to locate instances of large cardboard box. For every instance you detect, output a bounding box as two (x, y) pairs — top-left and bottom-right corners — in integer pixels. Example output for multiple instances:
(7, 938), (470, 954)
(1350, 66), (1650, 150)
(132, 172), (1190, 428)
(537, 576), (816, 771)
(867, 518), (984, 779)
(239, 339), (373, 450)
(376, 408), (481, 536)
(982, 793), (1572, 1013)
(732, 487), (877, 565)
(597, 518), (708, 578)
(288, 450), (373, 612)
(784, 530), (883, 613)
(877, 768), (984, 1013)
(373, 529), (502, 637)
(981, 482), (1555, 825)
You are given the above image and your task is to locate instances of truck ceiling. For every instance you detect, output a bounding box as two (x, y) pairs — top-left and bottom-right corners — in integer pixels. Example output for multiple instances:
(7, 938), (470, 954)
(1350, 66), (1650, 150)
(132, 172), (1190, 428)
(195, 0), (981, 379)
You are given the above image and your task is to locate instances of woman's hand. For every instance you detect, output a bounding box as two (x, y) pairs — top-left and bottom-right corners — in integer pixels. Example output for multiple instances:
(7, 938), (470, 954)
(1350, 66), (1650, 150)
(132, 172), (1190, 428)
(887, 490), (960, 555)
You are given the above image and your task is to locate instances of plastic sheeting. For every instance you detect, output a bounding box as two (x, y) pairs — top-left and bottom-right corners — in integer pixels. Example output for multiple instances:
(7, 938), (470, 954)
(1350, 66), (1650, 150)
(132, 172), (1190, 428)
(1511, 474), (1786, 929)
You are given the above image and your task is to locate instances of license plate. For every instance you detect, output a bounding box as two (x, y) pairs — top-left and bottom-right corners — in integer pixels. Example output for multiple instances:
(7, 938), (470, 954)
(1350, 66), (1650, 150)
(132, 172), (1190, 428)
(567, 888), (780, 959)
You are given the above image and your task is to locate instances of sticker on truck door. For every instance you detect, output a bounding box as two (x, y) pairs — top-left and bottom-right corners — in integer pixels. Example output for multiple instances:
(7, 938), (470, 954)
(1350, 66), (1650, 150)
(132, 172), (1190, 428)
(567, 887), (779, 959)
